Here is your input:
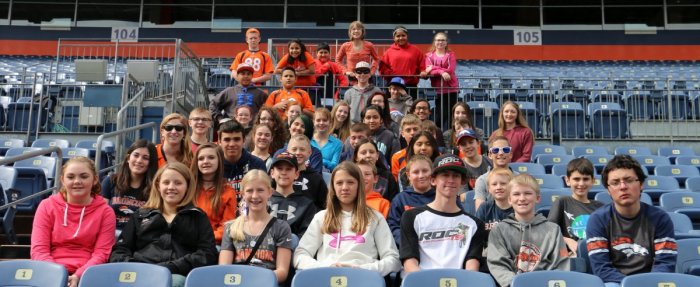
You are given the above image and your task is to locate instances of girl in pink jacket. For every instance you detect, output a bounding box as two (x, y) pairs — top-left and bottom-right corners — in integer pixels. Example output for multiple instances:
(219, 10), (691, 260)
(31, 156), (116, 287)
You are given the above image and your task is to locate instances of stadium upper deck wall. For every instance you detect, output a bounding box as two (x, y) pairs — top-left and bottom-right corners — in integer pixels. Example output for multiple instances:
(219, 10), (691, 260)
(1, 26), (699, 60)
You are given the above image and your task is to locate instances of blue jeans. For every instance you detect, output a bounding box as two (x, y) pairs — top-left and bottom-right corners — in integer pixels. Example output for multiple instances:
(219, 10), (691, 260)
(172, 274), (186, 287)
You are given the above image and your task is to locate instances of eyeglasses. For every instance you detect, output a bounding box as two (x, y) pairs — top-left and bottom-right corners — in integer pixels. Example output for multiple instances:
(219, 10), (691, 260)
(355, 69), (370, 75)
(190, 117), (211, 122)
(489, 146), (512, 154)
(415, 106), (430, 111)
(163, 125), (185, 132)
(608, 177), (640, 188)
(260, 117), (272, 122)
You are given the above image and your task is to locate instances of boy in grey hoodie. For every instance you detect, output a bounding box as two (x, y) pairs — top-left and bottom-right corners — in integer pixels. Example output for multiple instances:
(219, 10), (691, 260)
(487, 174), (570, 287)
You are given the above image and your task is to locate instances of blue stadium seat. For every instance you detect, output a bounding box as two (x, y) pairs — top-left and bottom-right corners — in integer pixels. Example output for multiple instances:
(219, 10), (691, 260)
(464, 88), (489, 102)
(0, 166), (18, 198)
(528, 90), (554, 121)
(0, 138), (25, 156)
(587, 102), (629, 139)
(620, 272), (700, 287)
(572, 145), (609, 157)
(590, 175), (606, 194)
(6, 103), (48, 132)
(532, 144), (567, 160)
(61, 147), (91, 161)
(643, 175), (681, 202)
(548, 102), (586, 139)
(0, 184), (17, 244)
(184, 265), (277, 287)
(659, 92), (691, 120)
(292, 267), (385, 287)
(510, 163), (546, 175)
(676, 238), (700, 275)
(582, 155), (613, 174)
(511, 270), (604, 287)
(402, 269), (496, 287)
(614, 146), (652, 156)
(0, 260), (67, 287)
(31, 138), (70, 149)
(660, 192), (700, 229)
(207, 73), (234, 93)
(686, 177), (700, 192)
(624, 91), (655, 119)
(7, 87), (33, 100)
(594, 192), (652, 205)
(4, 147), (42, 159)
(658, 146), (696, 164)
(676, 156), (700, 171)
(14, 156), (56, 185)
(79, 263), (172, 287)
(515, 101), (542, 137)
(535, 189), (568, 217)
(59, 85), (83, 99)
(537, 154), (576, 174)
(667, 213), (700, 240)
(462, 190), (476, 215)
(467, 101), (499, 136)
(551, 164), (568, 177)
(632, 155), (671, 175)
(655, 165), (700, 188)
(577, 240), (592, 274)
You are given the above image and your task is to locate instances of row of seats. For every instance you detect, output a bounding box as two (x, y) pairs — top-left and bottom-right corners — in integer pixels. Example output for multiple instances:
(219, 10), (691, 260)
(533, 144), (697, 161)
(3, 259), (700, 287)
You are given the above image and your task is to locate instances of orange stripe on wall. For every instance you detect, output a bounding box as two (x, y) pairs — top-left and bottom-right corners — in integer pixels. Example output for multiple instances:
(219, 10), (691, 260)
(1, 40), (699, 61)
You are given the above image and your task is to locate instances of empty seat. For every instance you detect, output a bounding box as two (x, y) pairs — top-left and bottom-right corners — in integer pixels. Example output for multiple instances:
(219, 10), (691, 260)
(532, 175), (566, 191)
(532, 144), (567, 160)
(632, 155), (671, 175)
(624, 91), (655, 119)
(6, 103), (48, 132)
(61, 147), (90, 161)
(549, 102), (586, 139)
(467, 101), (499, 136)
(615, 146), (652, 156)
(658, 92), (690, 120)
(537, 154), (576, 174)
(588, 102), (629, 139)
(676, 238), (700, 275)
(510, 163), (546, 175)
(660, 192), (700, 228)
(79, 262), (172, 287)
(511, 270), (604, 287)
(185, 265), (277, 287)
(528, 91), (554, 121)
(686, 177), (700, 192)
(583, 155), (614, 174)
(0, 138), (25, 156)
(643, 175), (681, 202)
(620, 272), (700, 287)
(572, 146), (609, 157)
(676, 156), (700, 171)
(0, 260), (68, 287)
(291, 267), (385, 287)
(590, 175), (606, 193)
(4, 147), (42, 158)
(667, 213), (700, 240)
(15, 156), (57, 185)
(31, 138), (70, 149)
(551, 164), (568, 177)
(655, 165), (700, 188)
(536, 189), (569, 217)
(515, 101), (542, 137)
(658, 146), (696, 164)
(402, 269), (497, 287)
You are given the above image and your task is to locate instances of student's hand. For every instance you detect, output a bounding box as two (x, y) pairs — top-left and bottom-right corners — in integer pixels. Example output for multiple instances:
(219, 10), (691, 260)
(419, 71), (429, 79)
(331, 262), (359, 268)
(441, 72), (451, 82)
(425, 65), (433, 73)
(274, 101), (288, 111)
(345, 71), (355, 77)
(67, 275), (79, 287)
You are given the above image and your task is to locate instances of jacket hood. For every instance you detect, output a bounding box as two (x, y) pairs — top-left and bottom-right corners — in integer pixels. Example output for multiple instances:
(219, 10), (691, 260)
(502, 213), (548, 229)
(366, 191), (385, 201)
(48, 193), (109, 238)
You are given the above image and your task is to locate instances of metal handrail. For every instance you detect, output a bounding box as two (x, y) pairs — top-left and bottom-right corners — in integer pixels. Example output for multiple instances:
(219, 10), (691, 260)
(94, 122), (158, 172)
(116, 85), (147, 157)
(0, 146), (63, 212)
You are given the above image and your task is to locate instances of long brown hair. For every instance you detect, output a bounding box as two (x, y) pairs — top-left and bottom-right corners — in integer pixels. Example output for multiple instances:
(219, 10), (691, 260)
(492, 101), (533, 139)
(254, 107), (288, 153)
(322, 161), (374, 235)
(190, 143), (226, 219)
(112, 139), (158, 199)
(160, 113), (194, 166)
(143, 162), (196, 211)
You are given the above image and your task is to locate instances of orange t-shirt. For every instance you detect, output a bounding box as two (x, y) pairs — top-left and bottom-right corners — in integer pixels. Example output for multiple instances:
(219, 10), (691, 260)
(335, 40), (380, 75)
(264, 88), (315, 119)
(194, 184), (238, 244)
(366, 191), (390, 218)
(229, 50), (275, 84)
(276, 52), (317, 87)
(391, 148), (407, 181)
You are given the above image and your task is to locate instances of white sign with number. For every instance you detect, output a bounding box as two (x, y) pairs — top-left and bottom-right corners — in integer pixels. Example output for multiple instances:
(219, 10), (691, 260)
(513, 29), (542, 46)
(111, 27), (139, 43)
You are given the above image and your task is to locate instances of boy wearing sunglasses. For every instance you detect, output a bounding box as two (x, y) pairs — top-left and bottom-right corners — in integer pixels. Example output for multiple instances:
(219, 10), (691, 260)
(344, 61), (381, 123)
(474, 136), (515, 211)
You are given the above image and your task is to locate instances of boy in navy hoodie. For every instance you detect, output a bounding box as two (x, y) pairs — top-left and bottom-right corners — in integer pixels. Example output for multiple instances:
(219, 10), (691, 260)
(388, 154), (435, 246)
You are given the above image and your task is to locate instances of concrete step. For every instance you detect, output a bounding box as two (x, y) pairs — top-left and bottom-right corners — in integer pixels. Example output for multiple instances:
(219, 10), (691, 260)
(0, 245), (30, 260)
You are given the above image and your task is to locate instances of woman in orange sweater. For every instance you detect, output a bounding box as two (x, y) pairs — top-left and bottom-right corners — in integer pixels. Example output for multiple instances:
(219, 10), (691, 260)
(190, 143), (237, 245)
(335, 21), (380, 83)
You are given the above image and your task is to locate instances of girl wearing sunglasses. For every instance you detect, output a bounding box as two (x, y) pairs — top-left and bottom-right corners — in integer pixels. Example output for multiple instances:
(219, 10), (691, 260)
(490, 101), (534, 163)
(157, 113), (194, 168)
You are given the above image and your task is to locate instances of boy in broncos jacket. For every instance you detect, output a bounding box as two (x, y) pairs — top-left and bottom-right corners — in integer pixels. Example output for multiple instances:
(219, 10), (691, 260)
(487, 174), (569, 287)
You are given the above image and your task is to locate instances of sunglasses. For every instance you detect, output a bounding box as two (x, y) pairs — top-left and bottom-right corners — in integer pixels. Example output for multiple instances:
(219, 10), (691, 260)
(355, 69), (370, 75)
(164, 125), (185, 132)
(489, 146), (512, 154)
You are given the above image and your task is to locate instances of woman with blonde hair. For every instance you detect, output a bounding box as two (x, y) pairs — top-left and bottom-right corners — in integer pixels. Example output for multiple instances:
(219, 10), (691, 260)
(219, 170), (293, 284)
(157, 113), (194, 167)
(425, 32), (459, 131)
(248, 123), (274, 167)
(110, 162), (217, 287)
(191, 143), (237, 245)
(312, 107), (343, 171)
(336, 21), (381, 82)
(294, 161), (400, 276)
(330, 100), (351, 142)
(489, 101), (534, 163)
(32, 157), (116, 287)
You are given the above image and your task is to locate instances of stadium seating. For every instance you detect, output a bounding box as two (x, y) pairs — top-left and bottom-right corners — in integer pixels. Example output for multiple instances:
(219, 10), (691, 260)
(583, 155), (613, 174)
(548, 102), (586, 139)
(79, 263), (172, 287)
(511, 270), (604, 287)
(624, 91), (655, 119)
(467, 101), (499, 137)
(0, 139), (25, 157)
(633, 155), (671, 175)
(0, 260), (67, 287)
(14, 156), (57, 186)
(643, 175), (681, 202)
(660, 192), (700, 221)
(594, 192), (652, 205)
(0, 184), (17, 244)
(686, 177), (700, 192)
(510, 163), (546, 175)
(401, 269), (496, 287)
(185, 265), (277, 287)
(4, 147), (42, 159)
(535, 189), (568, 217)
(676, 238), (700, 275)
(291, 267), (385, 287)
(515, 101), (542, 137)
(462, 190), (476, 215)
(577, 240), (592, 274)
(6, 103), (48, 132)
(31, 139), (70, 149)
(532, 144), (567, 160)
(620, 272), (700, 287)
(667, 212), (700, 240)
(658, 147), (696, 164)
(61, 147), (91, 162)
(537, 154), (576, 174)
(572, 146), (609, 157)
(615, 146), (652, 156)
(676, 156), (700, 171)
(12, 165), (48, 212)
(587, 102), (629, 139)
(655, 165), (700, 188)
(551, 164), (568, 177)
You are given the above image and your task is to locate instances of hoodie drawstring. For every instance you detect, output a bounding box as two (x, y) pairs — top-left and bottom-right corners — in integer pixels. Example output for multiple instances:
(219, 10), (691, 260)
(63, 203), (86, 238)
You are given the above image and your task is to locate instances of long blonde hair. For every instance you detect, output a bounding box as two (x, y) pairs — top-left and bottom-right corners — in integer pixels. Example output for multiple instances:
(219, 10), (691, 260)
(322, 161), (374, 235)
(227, 170), (273, 241)
(429, 32), (451, 53)
(143, 162), (196, 211)
(160, 113), (194, 166)
(330, 100), (351, 142)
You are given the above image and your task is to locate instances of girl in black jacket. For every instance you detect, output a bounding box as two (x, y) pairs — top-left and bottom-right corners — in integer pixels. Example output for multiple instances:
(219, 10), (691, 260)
(110, 162), (218, 287)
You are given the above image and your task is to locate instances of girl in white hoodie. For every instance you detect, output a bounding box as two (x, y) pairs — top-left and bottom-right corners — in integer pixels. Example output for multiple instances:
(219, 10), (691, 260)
(293, 161), (401, 276)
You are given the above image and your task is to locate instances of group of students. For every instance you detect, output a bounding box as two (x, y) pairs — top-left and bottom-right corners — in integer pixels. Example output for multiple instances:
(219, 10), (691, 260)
(28, 24), (677, 287)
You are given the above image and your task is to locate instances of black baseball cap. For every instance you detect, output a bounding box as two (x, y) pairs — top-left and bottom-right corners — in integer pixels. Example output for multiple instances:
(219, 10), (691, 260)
(432, 154), (468, 177)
